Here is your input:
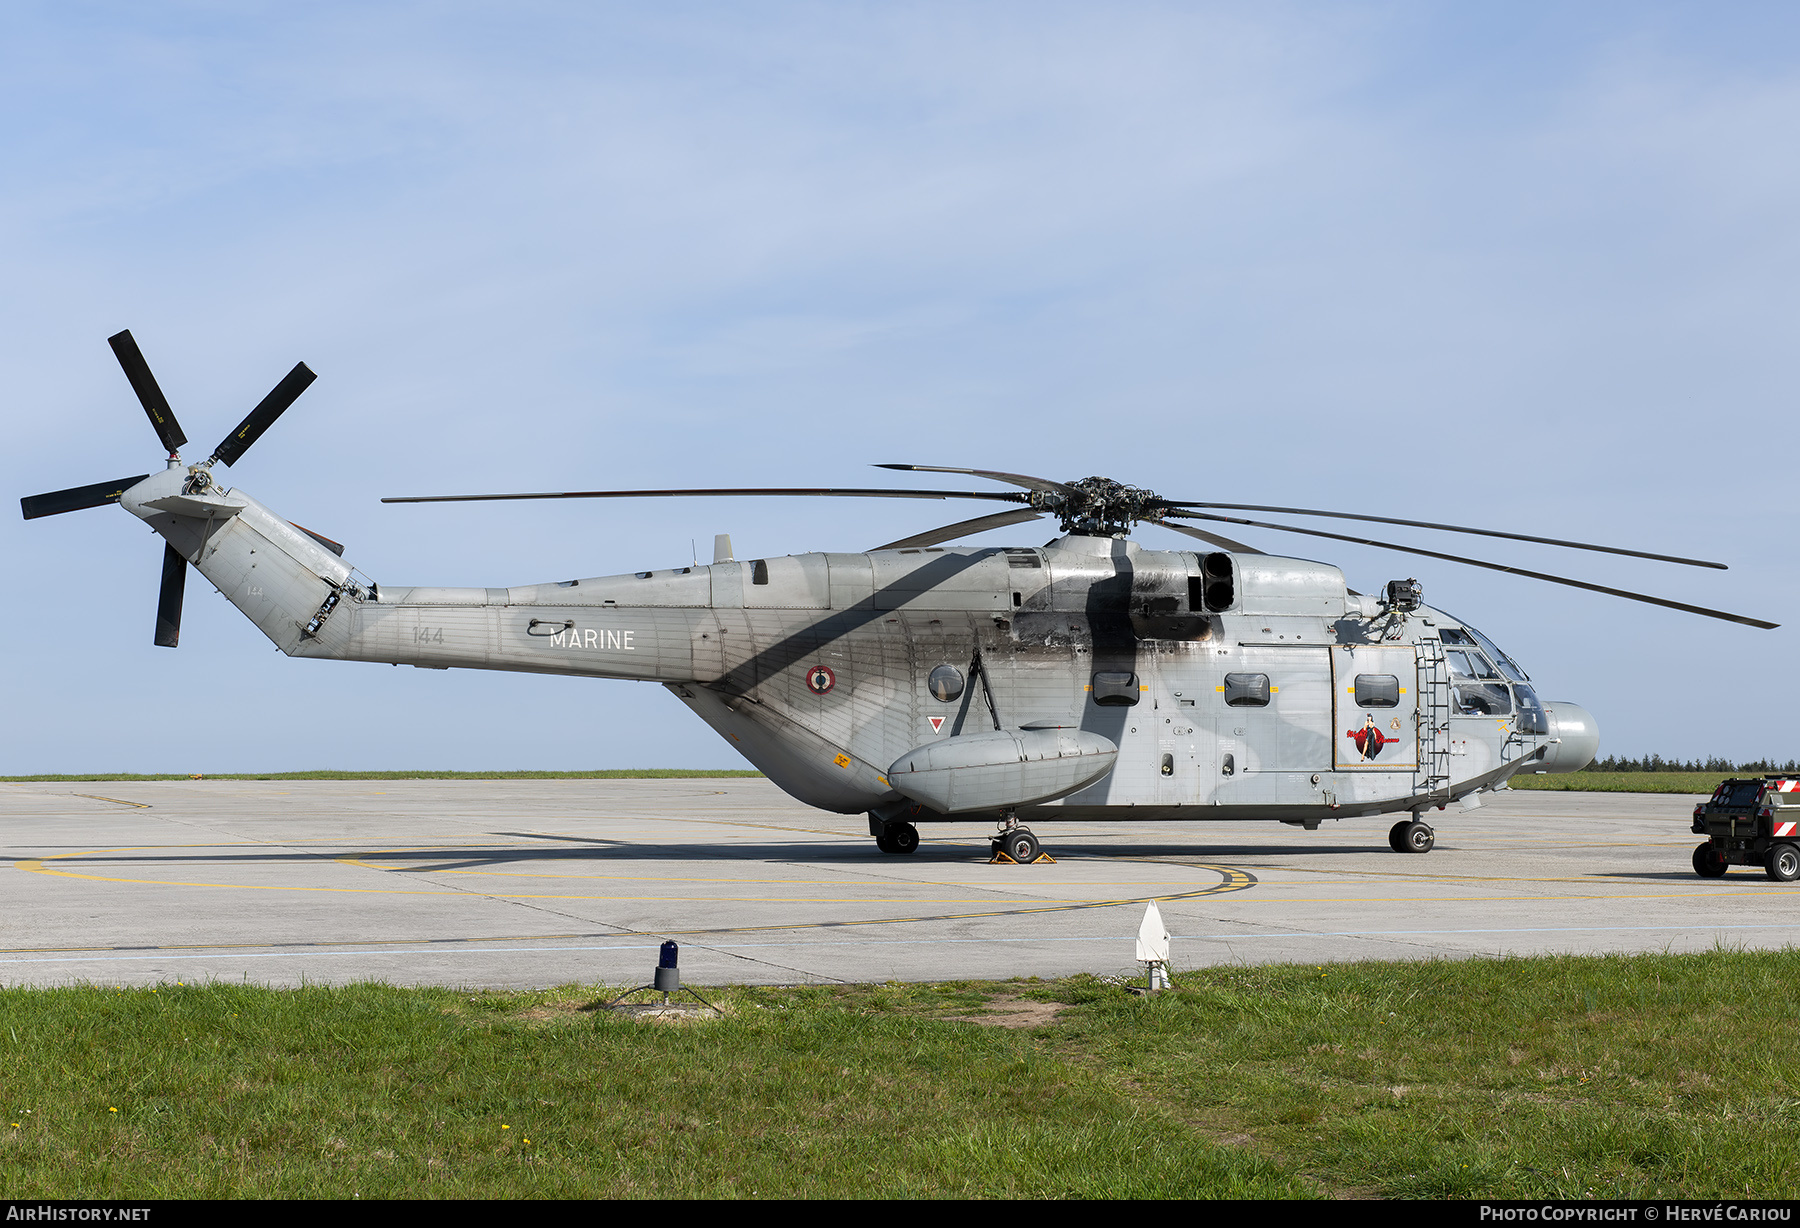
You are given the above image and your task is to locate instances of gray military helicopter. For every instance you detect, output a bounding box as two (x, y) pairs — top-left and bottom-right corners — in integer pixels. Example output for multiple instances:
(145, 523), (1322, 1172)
(24, 332), (1780, 862)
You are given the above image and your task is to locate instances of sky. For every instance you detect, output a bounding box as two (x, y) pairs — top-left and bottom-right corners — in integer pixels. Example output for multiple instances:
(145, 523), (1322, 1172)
(3, 1), (1796, 773)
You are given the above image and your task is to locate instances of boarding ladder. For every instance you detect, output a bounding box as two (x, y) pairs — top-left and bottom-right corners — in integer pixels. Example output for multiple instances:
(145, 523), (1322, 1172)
(1414, 633), (1452, 805)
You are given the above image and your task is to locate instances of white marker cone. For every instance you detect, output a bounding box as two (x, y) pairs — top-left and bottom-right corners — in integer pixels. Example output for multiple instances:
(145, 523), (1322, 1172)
(1136, 900), (1169, 964)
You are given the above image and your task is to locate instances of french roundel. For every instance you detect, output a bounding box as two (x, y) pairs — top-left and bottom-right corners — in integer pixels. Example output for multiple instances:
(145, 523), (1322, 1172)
(805, 665), (836, 695)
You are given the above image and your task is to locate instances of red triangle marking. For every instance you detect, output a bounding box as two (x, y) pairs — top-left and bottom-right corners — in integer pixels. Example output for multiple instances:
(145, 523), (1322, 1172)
(929, 716), (945, 732)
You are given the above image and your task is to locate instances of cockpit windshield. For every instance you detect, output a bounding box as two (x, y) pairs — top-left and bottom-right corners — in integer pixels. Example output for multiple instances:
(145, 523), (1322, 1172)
(1440, 620), (1529, 683)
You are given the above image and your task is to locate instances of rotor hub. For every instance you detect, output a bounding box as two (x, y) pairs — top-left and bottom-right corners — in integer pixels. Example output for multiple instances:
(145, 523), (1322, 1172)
(1030, 476), (1165, 536)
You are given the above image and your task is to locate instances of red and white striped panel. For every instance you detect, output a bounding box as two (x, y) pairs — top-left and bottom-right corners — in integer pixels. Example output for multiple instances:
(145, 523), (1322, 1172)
(1776, 780), (1800, 792)
(1775, 820), (1800, 838)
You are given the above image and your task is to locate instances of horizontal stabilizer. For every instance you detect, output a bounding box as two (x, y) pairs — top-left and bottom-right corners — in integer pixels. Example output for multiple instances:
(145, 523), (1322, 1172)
(142, 491), (246, 519)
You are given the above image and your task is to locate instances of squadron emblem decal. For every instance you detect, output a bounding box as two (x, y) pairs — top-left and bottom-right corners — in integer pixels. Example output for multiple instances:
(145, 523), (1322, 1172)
(1347, 715), (1393, 762)
(805, 665), (837, 695)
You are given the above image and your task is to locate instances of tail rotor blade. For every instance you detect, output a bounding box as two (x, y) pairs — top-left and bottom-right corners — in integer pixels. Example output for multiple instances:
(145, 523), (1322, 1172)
(212, 362), (315, 467)
(108, 330), (187, 454)
(21, 475), (150, 520)
(154, 543), (186, 648)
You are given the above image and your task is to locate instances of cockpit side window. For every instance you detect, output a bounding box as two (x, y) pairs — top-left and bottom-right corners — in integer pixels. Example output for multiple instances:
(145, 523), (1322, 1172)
(1513, 683), (1548, 734)
(1441, 620), (1530, 718)
(1446, 648), (1512, 715)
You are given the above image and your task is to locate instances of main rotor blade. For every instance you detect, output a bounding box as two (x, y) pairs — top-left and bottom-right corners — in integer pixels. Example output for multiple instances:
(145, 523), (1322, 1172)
(212, 362), (316, 467)
(875, 464), (1076, 496)
(154, 543), (186, 648)
(1165, 510), (1778, 629)
(1146, 517), (1261, 554)
(1163, 500), (1727, 570)
(108, 330), (186, 453)
(872, 509), (1045, 550)
(21, 474), (149, 520)
(382, 486), (1032, 506)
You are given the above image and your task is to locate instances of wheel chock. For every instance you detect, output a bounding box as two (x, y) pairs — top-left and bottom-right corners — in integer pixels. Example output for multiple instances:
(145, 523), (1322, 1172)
(988, 849), (1057, 865)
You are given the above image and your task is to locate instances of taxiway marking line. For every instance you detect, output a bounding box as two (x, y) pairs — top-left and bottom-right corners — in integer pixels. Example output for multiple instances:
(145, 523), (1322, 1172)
(11, 846), (1259, 914)
(649, 868), (1259, 937)
(8, 849), (1257, 932)
(13, 848), (1771, 904)
(5, 917), (1800, 969)
(1255, 864), (1723, 886)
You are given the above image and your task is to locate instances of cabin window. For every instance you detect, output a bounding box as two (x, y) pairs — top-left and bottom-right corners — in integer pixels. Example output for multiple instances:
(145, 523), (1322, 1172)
(1091, 671), (1140, 706)
(928, 664), (965, 702)
(751, 560), (769, 585)
(1354, 674), (1400, 708)
(1223, 673), (1270, 707)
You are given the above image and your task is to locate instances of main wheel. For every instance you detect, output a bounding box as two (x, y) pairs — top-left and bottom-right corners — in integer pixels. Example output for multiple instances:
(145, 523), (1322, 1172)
(1398, 821), (1434, 854)
(1001, 829), (1042, 863)
(1692, 841), (1729, 878)
(888, 823), (920, 855)
(1766, 843), (1800, 882)
(874, 832), (895, 854)
(1388, 821), (1411, 853)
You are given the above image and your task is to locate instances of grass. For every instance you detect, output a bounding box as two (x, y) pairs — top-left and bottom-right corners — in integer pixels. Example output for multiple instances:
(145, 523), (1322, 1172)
(4, 951), (1799, 1198)
(0, 770), (765, 783)
(1510, 772), (1722, 794)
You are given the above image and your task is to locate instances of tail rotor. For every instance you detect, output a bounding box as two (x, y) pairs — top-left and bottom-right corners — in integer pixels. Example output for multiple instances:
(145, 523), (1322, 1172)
(20, 329), (318, 647)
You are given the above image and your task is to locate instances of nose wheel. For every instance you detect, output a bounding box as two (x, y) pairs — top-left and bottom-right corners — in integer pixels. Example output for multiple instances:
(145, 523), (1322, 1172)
(990, 810), (1053, 863)
(1388, 819), (1435, 854)
(993, 828), (1042, 864)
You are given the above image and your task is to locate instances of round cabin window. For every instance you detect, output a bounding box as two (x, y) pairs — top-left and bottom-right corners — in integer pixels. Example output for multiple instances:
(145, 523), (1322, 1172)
(928, 664), (965, 702)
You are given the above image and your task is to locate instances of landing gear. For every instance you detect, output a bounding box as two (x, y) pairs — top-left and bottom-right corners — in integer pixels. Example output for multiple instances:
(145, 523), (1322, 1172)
(874, 822), (920, 855)
(1692, 841), (1729, 878)
(1766, 843), (1800, 883)
(990, 808), (1049, 863)
(1389, 819), (1434, 854)
(995, 828), (1041, 864)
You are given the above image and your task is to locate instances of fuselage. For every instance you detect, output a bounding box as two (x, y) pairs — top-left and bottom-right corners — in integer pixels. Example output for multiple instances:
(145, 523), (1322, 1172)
(120, 464), (1599, 825)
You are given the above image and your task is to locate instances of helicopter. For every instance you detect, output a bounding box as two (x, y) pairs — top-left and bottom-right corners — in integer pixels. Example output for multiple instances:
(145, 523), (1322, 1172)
(22, 332), (1780, 862)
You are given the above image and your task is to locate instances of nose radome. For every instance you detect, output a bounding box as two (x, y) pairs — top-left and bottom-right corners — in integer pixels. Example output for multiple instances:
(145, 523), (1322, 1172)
(1539, 702), (1600, 773)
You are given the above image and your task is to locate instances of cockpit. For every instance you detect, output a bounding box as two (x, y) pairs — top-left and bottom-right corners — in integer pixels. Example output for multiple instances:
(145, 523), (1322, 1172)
(1440, 623), (1549, 735)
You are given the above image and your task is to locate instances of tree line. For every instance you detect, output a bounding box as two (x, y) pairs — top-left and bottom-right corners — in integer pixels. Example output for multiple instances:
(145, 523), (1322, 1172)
(1584, 755), (1800, 774)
